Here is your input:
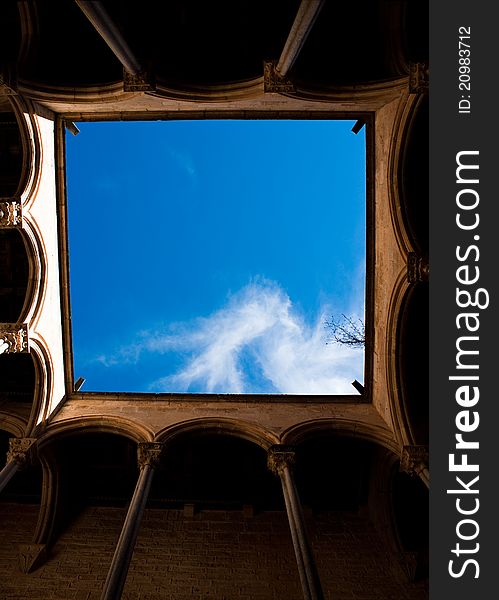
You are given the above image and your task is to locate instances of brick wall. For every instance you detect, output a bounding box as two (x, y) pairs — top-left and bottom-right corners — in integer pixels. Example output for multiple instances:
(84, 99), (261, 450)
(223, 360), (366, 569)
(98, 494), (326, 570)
(0, 504), (428, 600)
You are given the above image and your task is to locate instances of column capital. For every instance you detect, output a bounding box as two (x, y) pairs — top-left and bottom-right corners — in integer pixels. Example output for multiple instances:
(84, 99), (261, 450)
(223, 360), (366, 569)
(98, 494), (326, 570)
(407, 253), (429, 283)
(137, 442), (164, 469)
(0, 66), (17, 95)
(0, 200), (22, 228)
(0, 324), (29, 354)
(400, 445), (428, 476)
(409, 62), (429, 94)
(263, 61), (295, 94)
(267, 445), (296, 475)
(123, 68), (156, 92)
(7, 438), (37, 470)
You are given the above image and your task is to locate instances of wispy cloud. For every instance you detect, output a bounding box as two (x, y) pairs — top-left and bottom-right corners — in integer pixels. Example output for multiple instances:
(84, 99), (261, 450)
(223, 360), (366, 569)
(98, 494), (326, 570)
(93, 280), (363, 395)
(164, 147), (197, 182)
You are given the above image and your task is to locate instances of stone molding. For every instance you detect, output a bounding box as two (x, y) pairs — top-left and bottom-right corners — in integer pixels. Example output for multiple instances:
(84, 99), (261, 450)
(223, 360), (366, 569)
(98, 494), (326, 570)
(263, 61), (295, 94)
(409, 62), (429, 94)
(7, 437), (38, 469)
(137, 442), (164, 469)
(407, 253), (429, 283)
(0, 324), (29, 354)
(267, 445), (296, 475)
(0, 200), (22, 228)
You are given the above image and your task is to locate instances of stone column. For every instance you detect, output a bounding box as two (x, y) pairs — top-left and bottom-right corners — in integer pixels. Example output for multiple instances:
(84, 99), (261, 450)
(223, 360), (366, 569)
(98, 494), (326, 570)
(0, 438), (37, 494)
(268, 445), (324, 600)
(277, 0), (325, 77)
(75, 1), (142, 76)
(101, 442), (163, 600)
(400, 445), (429, 488)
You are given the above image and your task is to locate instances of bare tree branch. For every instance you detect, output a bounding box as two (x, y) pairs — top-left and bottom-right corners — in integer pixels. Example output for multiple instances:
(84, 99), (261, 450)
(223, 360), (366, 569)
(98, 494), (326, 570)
(324, 314), (365, 348)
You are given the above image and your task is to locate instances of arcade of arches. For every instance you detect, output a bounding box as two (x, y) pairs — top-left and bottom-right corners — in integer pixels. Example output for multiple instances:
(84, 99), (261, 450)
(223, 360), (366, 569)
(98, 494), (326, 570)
(0, 1), (429, 599)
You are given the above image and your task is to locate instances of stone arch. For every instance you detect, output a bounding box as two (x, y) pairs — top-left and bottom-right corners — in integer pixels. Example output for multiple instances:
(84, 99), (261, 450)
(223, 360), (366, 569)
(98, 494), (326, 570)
(7, 95), (40, 204)
(0, 97), (24, 198)
(0, 414), (27, 438)
(387, 91), (424, 257)
(38, 415), (154, 451)
(397, 94), (429, 255)
(17, 81), (126, 104)
(0, 228), (29, 324)
(384, 265), (428, 448)
(368, 446), (428, 582)
(14, 216), (46, 326)
(2, 97), (47, 328)
(30, 426), (145, 568)
(27, 337), (52, 432)
(282, 419), (427, 582)
(16, 1), (122, 92)
(281, 417), (400, 456)
(394, 283), (429, 446)
(0, 352), (36, 436)
(385, 268), (413, 447)
(142, 78), (265, 103)
(155, 417), (279, 450)
(151, 419), (283, 515)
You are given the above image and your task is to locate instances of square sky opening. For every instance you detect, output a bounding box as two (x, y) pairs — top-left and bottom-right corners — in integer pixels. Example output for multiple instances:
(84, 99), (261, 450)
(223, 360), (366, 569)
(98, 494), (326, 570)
(66, 119), (366, 395)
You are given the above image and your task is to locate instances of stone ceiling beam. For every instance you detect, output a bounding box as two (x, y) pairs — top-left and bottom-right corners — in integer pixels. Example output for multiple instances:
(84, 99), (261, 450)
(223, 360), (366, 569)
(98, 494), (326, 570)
(276, 0), (325, 78)
(74, 1), (142, 76)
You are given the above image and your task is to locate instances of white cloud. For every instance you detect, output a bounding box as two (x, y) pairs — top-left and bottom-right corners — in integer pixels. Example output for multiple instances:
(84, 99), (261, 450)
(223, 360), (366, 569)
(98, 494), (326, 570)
(141, 280), (363, 394)
(92, 280), (364, 394)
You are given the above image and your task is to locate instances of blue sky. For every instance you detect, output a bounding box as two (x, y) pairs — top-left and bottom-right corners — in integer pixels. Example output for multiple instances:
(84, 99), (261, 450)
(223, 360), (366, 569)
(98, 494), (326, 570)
(66, 120), (366, 394)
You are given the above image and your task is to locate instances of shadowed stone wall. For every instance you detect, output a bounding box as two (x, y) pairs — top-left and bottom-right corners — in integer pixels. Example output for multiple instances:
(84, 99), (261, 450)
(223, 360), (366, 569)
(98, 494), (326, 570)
(0, 504), (428, 600)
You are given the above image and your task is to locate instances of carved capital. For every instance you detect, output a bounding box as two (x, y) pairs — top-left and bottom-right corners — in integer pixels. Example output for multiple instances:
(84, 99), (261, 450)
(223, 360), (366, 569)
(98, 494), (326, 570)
(137, 442), (164, 469)
(267, 445), (296, 476)
(123, 68), (156, 92)
(409, 62), (429, 94)
(0, 200), (22, 228)
(263, 61), (295, 94)
(0, 324), (29, 354)
(0, 66), (17, 94)
(407, 253), (429, 283)
(7, 438), (37, 469)
(400, 445), (428, 476)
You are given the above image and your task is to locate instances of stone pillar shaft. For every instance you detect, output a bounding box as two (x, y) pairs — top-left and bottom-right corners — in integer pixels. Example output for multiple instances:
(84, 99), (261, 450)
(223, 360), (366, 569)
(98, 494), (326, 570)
(75, 1), (142, 75)
(277, 0), (324, 77)
(101, 443), (162, 600)
(0, 459), (19, 494)
(101, 463), (154, 600)
(281, 465), (324, 600)
(419, 467), (430, 489)
(268, 446), (324, 600)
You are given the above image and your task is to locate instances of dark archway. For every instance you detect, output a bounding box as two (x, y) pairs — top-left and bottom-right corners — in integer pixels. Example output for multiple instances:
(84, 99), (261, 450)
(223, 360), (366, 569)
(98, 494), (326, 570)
(151, 434), (282, 510)
(0, 229), (29, 323)
(400, 97), (429, 255)
(0, 100), (23, 197)
(397, 283), (429, 445)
